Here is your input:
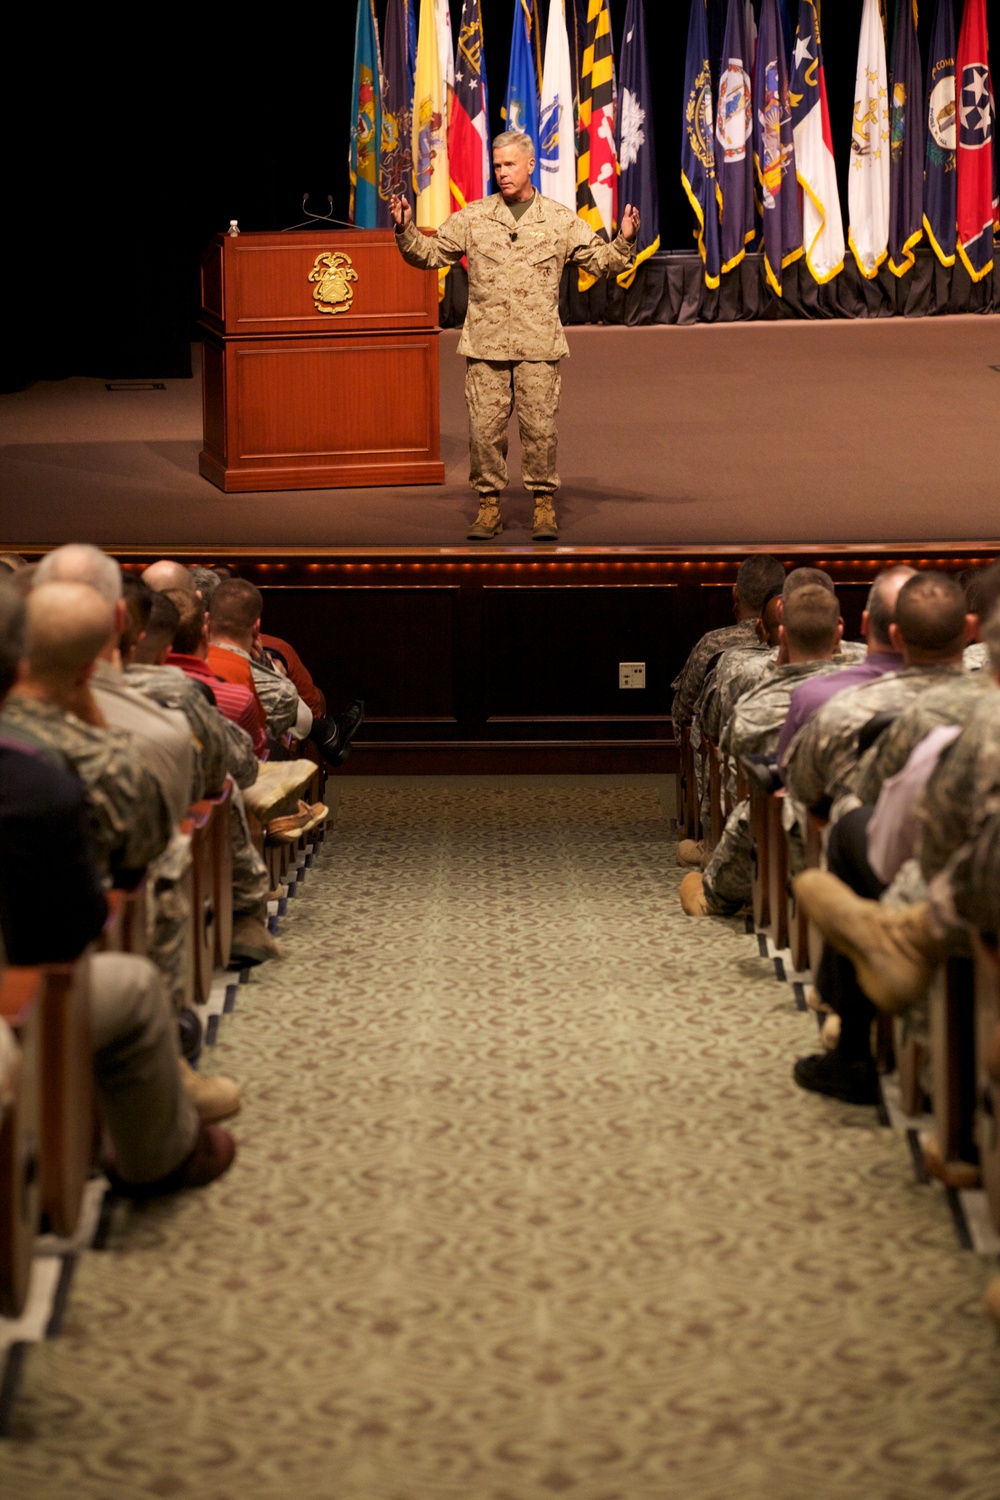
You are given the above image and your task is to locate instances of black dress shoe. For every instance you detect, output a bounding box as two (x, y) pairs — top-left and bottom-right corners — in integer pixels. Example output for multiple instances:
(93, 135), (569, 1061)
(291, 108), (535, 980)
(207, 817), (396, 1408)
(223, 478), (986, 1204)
(309, 701), (365, 768)
(793, 1050), (881, 1106)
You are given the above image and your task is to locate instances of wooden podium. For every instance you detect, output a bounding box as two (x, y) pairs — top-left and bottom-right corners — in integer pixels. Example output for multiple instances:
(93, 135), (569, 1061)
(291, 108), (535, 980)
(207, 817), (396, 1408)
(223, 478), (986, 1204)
(198, 229), (445, 493)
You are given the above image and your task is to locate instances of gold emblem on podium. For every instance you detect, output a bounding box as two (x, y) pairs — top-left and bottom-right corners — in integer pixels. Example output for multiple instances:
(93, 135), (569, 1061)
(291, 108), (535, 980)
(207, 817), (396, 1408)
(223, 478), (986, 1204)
(309, 252), (359, 315)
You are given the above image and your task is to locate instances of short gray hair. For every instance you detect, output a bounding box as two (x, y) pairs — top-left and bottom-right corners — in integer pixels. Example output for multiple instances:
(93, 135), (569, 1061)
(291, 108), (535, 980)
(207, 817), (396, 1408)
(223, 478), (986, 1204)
(35, 543), (122, 604)
(493, 131), (535, 157)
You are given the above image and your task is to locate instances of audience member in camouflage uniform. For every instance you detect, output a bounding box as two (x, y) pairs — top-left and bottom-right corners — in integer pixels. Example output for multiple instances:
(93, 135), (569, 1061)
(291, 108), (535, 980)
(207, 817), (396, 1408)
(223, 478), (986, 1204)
(0, 584), (171, 881)
(782, 572), (974, 829)
(391, 132), (638, 542)
(680, 587), (844, 916)
(671, 556), (786, 730)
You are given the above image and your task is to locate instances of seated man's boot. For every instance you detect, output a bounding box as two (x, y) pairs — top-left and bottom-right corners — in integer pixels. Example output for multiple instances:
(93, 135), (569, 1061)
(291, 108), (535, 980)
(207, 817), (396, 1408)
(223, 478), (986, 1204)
(467, 498), (503, 540)
(531, 495), (559, 541)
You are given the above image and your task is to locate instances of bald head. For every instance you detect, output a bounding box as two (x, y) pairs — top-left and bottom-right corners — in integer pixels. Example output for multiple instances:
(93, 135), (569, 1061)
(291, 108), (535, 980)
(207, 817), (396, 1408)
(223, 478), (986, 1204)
(143, 560), (197, 594)
(24, 583), (113, 686)
(864, 566), (916, 649)
(36, 544), (122, 604)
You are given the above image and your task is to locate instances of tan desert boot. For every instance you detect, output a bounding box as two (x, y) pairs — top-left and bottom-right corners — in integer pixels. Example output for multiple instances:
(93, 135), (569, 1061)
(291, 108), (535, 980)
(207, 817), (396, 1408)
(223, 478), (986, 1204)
(677, 838), (709, 869)
(679, 871), (710, 916)
(794, 871), (943, 1014)
(531, 496), (559, 541)
(467, 500), (503, 540)
(179, 1058), (241, 1122)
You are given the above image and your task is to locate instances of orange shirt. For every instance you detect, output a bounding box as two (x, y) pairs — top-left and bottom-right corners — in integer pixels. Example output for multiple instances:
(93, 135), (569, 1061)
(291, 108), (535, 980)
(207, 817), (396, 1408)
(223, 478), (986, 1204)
(259, 633), (323, 717)
(206, 644), (265, 718)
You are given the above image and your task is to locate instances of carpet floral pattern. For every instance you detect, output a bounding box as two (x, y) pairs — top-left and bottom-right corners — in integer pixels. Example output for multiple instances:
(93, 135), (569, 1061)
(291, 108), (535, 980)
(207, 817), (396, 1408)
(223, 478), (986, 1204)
(2, 779), (999, 1500)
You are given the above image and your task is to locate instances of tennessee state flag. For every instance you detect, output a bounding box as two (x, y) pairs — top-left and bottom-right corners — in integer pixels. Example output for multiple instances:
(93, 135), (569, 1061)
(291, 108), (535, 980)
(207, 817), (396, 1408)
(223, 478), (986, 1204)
(450, 0), (489, 209)
(956, 0), (995, 280)
(577, 0), (619, 289)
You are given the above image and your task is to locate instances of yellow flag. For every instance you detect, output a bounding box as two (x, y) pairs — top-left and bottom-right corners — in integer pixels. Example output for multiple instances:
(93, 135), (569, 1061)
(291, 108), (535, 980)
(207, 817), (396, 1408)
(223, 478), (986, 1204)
(413, 0), (450, 228)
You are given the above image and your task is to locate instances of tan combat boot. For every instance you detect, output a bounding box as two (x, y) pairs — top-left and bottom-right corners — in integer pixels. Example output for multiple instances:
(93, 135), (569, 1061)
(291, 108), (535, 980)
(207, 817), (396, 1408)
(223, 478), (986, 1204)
(467, 498), (503, 540)
(794, 871), (944, 1013)
(531, 495), (559, 540)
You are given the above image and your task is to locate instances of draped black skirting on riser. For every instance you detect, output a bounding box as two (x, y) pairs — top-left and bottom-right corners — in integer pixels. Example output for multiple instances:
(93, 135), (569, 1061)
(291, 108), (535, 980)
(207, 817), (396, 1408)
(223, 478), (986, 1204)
(440, 246), (997, 328)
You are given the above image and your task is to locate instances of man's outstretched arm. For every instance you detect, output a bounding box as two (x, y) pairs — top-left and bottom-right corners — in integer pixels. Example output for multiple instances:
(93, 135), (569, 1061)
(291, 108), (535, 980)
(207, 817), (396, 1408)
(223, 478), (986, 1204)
(390, 193), (467, 270)
(568, 202), (640, 280)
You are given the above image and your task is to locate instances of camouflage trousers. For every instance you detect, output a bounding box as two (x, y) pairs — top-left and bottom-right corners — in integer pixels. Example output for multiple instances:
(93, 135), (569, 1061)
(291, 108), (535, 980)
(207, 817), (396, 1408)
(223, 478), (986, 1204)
(231, 783), (270, 918)
(466, 358), (561, 498)
(703, 797), (753, 916)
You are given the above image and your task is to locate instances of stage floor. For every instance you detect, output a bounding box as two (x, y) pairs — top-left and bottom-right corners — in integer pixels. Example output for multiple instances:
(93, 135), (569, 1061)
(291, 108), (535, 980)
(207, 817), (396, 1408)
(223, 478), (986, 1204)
(2, 318), (998, 551)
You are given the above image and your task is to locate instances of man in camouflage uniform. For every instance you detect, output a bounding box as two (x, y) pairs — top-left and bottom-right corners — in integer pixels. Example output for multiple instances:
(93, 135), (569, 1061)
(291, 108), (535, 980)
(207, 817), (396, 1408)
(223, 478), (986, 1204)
(680, 586), (844, 916)
(671, 556), (786, 731)
(782, 572), (975, 832)
(391, 132), (638, 542)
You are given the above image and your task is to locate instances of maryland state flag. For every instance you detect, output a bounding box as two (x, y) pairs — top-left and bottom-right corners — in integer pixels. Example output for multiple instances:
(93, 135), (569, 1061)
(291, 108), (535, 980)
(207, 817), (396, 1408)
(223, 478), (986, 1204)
(754, 0), (802, 295)
(450, 0), (490, 209)
(577, 0), (619, 288)
(790, 1), (844, 283)
(716, 0), (754, 274)
(349, 0), (382, 228)
(413, 0), (450, 227)
(682, 0), (722, 289)
(616, 0), (659, 287)
(379, 0), (414, 225)
(504, 0), (542, 191)
(540, 0), (577, 210)
(887, 0), (924, 275)
(956, 0), (995, 280)
(848, 0), (891, 278)
(923, 0), (957, 265)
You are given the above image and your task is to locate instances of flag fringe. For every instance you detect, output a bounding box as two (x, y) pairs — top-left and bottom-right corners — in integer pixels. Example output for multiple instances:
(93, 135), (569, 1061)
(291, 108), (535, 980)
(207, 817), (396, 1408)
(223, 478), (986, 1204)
(888, 225), (924, 278)
(681, 170), (721, 289)
(616, 234), (660, 288)
(796, 171), (844, 285)
(848, 228), (887, 280)
(922, 214), (956, 268)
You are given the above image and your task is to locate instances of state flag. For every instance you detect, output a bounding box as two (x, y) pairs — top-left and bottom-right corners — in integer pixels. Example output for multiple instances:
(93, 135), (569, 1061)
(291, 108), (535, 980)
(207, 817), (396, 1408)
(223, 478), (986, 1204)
(956, 0), (995, 280)
(540, 0), (578, 210)
(434, 0), (458, 210)
(413, 0), (450, 228)
(791, 0), (844, 284)
(682, 0), (722, 289)
(716, 0), (755, 274)
(450, 0), (490, 210)
(887, 0), (924, 275)
(504, 0), (543, 192)
(923, 0), (957, 266)
(616, 0), (659, 286)
(379, 0), (414, 225)
(577, 0), (619, 288)
(754, 0), (802, 295)
(349, 0), (382, 228)
(848, 0), (891, 278)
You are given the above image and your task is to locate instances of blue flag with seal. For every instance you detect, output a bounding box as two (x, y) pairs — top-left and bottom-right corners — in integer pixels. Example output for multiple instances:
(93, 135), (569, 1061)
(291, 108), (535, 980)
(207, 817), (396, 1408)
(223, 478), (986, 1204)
(923, 0), (957, 264)
(682, 0), (722, 289)
(349, 0), (382, 228)
(716, 0), (755, 273)
(504, 0), (542, 192)
(616, 0), (659, 287)
(888, 0), (924, 276)
(754, 0), (802, 295)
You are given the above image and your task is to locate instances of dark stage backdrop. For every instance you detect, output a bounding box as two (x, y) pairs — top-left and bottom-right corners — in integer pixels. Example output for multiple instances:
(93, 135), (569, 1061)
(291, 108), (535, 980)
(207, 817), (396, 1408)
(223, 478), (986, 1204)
(3, 0), (997, 387)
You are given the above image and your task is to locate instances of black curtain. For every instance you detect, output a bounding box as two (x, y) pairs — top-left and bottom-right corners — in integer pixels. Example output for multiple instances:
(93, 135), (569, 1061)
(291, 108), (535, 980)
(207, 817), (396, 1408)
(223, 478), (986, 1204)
(3, 0), (997, 387)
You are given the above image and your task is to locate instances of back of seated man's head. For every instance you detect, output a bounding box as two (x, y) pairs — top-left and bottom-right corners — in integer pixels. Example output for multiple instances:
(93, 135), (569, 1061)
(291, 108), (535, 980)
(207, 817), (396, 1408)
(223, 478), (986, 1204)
(756, 586), (783, 647)
(894, 572), (968, 659)
(983, 601), (1000, 676)
(864, 565), (917, 649)
(0, 581), (26, 702)
(132, 590), (180, 665)
(170, 592), (209, 656)
(121, 574), (153, 661)
(734, 555), (786, 613)
(189, 565), (226, 604)
(35, 543), (122, 604)
(142, 559), (197, 595)
(782, 566), (835, 599)
(210, 579), (264, 643)
(781, 584), (841, 656)
(23, 583), (113, 686)
(965, 560), (1000, 634)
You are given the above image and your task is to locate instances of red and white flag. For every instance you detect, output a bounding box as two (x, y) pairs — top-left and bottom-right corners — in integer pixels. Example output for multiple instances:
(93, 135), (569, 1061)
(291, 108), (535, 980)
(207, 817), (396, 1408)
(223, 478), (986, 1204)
(791, 0), (845, 283)
(956, 0), (995, 280)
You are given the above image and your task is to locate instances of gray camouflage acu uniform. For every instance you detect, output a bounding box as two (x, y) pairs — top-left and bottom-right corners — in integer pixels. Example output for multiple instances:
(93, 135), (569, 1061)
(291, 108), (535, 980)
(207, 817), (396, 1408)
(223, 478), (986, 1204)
(126, 663), (269, 920)
(0, 695), (170, 880)
(672, 619), (759, 729)
(694, 645), (776, 823)
(848, 672), (995, 807)
(782, 664), (968, 828)
(702, 660), (841, 914)
(395, 193), (634, 499)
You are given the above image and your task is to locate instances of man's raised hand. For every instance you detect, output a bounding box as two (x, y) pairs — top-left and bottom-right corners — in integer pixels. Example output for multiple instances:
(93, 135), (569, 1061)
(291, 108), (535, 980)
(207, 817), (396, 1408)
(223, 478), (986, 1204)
(620, 203), (641, 242)
(390, 194), (412, 229)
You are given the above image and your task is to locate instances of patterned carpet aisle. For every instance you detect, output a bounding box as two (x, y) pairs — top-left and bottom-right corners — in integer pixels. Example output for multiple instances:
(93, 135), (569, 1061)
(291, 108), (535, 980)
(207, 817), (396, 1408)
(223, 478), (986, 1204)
(2, 778), (1000, 1500)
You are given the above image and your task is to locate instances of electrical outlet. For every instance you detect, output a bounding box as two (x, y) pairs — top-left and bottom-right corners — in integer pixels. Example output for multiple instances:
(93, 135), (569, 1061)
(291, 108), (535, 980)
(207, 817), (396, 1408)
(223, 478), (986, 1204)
(619, 662), (646, 689)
